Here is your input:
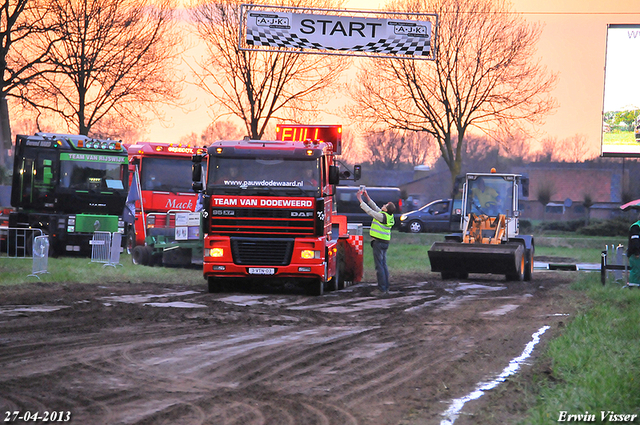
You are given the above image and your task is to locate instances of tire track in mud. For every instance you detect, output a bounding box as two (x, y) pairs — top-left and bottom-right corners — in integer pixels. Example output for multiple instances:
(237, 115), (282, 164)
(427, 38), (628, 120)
(0, 278), (564, 425)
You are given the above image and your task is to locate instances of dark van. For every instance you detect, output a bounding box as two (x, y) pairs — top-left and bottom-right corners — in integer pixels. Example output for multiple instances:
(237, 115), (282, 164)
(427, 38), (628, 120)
(335, 186), (403, 226)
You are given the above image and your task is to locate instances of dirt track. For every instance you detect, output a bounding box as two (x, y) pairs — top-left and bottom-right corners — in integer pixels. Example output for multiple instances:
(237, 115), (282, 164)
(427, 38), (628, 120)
(0, 271), (578, 425)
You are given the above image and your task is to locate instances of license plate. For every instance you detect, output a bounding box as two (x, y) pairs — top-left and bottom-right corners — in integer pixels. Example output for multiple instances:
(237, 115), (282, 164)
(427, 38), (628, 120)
(248, 267), (275, 275)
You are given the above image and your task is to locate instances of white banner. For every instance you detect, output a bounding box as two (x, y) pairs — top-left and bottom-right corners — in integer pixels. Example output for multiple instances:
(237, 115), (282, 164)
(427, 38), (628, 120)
(245, 9), (433, 58)
(601, 24), (640, 157)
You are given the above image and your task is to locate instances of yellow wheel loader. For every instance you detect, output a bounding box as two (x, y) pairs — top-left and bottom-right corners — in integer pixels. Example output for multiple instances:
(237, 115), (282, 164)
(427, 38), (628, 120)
(428, 171), (534, 281)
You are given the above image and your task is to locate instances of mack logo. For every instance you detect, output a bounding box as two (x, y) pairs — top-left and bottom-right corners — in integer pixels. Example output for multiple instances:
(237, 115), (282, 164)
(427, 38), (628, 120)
(165, 199), (193, 210)
(291, 211), (313, 218)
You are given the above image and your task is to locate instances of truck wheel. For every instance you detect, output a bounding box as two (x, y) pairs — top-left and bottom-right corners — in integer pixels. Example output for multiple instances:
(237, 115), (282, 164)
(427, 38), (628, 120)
(306, 278), (324, 296)
(336, 244), (347, 290)
(207, 276), (222, 293)
(132, 245), (149, 265)
(328, 265), (339, 292)
(409, 220), (423, 233)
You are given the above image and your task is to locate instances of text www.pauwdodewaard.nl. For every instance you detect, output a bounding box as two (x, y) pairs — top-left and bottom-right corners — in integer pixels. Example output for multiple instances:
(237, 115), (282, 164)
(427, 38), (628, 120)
(224, 180), (303, 187)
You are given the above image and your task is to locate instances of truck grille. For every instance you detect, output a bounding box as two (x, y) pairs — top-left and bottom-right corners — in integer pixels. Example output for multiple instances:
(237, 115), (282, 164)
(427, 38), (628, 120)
(210, 208), (315, 236)
(231, 238), (294, 266)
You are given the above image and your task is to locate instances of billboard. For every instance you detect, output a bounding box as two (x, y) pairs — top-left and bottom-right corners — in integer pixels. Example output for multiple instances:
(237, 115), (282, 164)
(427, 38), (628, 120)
(601, 24), (640, 157)
(240, 5), (437, 60)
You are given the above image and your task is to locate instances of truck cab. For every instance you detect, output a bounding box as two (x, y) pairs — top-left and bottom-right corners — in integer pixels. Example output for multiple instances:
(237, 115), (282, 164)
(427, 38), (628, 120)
(10, 133), (128, 255)
(193, 125), (364, 295)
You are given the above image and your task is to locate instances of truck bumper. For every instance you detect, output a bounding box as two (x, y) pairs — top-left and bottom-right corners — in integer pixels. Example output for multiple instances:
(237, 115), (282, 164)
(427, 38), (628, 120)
(203, 261), (327, 281)
(202, 236), (333, 281)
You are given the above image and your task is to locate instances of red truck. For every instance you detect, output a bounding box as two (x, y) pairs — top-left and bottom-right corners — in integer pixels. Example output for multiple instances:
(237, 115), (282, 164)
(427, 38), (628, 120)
(127, 142), (206, 267)
(192, 124), (364, 295)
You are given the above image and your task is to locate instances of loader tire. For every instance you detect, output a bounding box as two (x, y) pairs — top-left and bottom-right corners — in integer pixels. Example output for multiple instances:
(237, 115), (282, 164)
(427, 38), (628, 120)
(506, 248), (525, 281)
(524, 243), (535, 281)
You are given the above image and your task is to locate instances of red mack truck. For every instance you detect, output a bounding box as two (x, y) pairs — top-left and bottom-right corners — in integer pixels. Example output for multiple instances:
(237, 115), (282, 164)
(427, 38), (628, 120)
(127, 142), (206, 267)
(191, 124), (364, 295)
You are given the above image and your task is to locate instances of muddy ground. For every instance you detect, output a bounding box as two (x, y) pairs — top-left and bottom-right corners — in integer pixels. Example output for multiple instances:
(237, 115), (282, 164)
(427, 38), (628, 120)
(0, 270), (580, 425)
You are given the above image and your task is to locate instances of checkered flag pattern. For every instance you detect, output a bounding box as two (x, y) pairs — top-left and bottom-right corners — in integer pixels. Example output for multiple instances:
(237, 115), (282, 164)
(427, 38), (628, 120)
(348, 234), (364, 256)
(246, 28), (431, 57)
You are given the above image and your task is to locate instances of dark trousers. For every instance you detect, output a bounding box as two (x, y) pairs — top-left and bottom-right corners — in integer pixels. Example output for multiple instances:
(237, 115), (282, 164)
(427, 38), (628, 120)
(371, 238), (390, 292)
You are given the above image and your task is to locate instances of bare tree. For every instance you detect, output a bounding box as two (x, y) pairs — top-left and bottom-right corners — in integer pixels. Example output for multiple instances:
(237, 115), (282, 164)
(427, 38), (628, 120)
(0, 0), (60, 165)
(201, 120), (245, 145)
(179, 132), (199, 146)
(348, 0), (557, 185)
(492, 127), (535, 161)
(362, 129), (407, 170)
(90, 116), (147, 142)
(21, 0), (183, 136)
(537, 136), (558, 162)
(337, 127), (362, 165)
(404, 131), (439, 166)
(560, 133), (596, 163)
(188, 0), (350, 140)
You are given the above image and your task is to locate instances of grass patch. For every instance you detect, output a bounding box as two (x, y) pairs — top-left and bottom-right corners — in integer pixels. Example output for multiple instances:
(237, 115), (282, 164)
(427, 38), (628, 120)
(0, 254), (204, 288)
(603, 130), (635, 146)
(522, 273), (640, 424)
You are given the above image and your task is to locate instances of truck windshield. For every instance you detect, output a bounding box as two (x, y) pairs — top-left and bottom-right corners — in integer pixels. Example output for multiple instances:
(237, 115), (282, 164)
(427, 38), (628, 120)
(141, 157), (201, 193)
(209, 157), (320, 195)
(60, 158), (127, 191)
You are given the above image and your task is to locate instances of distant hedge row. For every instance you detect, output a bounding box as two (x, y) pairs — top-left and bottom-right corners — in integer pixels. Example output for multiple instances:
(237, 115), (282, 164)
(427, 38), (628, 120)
(520, 218), (631, 237)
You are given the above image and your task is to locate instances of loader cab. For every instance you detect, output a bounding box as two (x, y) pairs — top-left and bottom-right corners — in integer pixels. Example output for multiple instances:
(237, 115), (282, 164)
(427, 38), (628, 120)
(462, 173), (521, 236)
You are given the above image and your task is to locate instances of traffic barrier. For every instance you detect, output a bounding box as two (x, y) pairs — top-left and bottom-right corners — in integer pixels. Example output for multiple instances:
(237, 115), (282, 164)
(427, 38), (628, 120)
(28, 236), (50, 279)
(105, 232), (123, 268)
(90, 231), (111, 264)
(601, 244), (629, 285)
(0, 227), (44, 258)
(90, 231), (123, 267)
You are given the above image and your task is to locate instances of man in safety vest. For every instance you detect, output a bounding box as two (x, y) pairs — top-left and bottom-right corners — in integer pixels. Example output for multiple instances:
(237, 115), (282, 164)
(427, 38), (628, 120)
(357, 188), (396, 294)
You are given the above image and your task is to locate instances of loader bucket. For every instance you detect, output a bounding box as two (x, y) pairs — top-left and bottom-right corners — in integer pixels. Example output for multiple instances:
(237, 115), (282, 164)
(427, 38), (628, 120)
(428, 241), (524, 279)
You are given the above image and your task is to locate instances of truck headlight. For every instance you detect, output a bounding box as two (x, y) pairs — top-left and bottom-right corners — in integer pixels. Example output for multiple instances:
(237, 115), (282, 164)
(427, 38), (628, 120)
(301, 249), (320, 259)
(207, 248), (224, 257)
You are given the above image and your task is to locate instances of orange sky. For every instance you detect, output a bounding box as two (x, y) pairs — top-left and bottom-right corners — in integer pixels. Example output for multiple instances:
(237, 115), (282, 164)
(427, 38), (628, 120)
(147, 0), (640, 157)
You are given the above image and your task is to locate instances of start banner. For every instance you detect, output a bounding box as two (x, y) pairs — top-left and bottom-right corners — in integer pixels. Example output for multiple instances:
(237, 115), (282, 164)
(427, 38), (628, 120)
(242, 6), (436, 60)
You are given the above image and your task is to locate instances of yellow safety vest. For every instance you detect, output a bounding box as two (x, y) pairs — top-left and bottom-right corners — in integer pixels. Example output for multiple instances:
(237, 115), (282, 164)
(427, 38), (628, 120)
(370, 211), (394, 241)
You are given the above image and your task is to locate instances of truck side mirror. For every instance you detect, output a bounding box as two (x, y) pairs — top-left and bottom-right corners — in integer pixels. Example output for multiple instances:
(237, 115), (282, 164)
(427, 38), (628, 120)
(521, 177), (529, 198)
(329, 165), (340, 185)
(192, 163), (202, 185)
(353, 164), (361, 181)
(128, 156), (139, 172)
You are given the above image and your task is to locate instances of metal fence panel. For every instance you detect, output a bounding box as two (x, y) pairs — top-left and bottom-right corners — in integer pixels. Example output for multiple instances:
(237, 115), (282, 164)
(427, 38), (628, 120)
(106, 232), (122, 267)
(90, 231), (111, 263)
(29, 236), (50, 278)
